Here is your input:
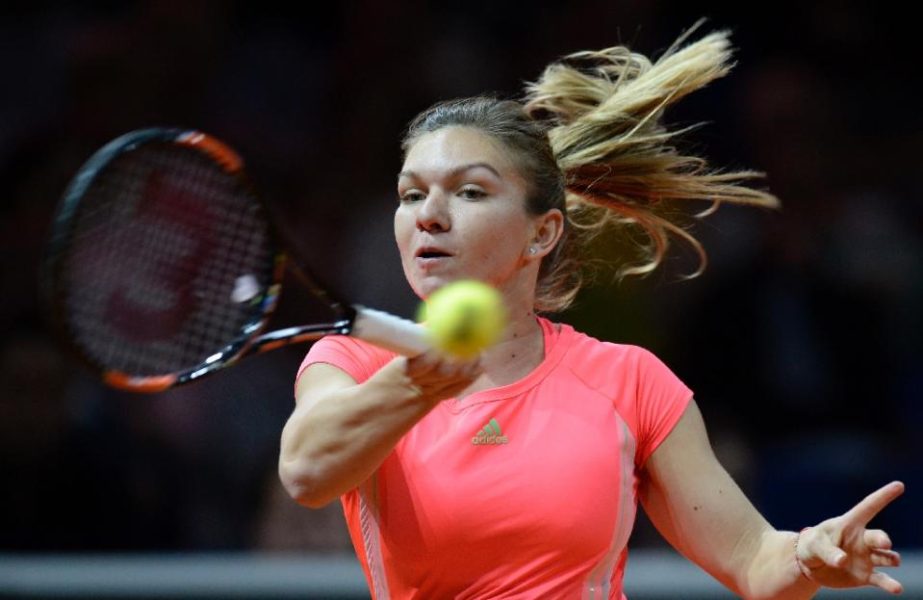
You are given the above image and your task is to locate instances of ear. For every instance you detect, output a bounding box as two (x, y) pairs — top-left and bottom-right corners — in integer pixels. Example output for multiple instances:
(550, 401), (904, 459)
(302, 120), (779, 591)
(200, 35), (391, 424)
(525, 208), (564, 261)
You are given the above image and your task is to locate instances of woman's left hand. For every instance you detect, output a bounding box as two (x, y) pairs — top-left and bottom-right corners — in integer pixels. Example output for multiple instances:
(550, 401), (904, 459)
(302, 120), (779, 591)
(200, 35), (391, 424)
(796, 481), (905, 594)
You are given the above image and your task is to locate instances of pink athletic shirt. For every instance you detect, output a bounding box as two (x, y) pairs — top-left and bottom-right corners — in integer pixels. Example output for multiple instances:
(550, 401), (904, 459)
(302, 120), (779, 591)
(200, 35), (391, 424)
(297, 317), (693, 599)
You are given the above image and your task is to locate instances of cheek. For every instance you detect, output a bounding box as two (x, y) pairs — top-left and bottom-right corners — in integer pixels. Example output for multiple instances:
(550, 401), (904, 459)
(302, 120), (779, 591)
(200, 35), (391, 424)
(481, 213), (529, 257)
(393, 209), (412, 257)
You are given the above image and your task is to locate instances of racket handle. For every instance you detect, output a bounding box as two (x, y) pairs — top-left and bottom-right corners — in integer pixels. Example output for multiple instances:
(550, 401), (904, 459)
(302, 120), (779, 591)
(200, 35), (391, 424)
(351, 306), (430, 357)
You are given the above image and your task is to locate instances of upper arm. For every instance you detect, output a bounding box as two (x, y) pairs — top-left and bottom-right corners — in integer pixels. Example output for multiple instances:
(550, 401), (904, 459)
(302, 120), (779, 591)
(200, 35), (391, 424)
(294, 362), (359, 408)
(638, 400), (772, 595)
(281, 362), (358, 459)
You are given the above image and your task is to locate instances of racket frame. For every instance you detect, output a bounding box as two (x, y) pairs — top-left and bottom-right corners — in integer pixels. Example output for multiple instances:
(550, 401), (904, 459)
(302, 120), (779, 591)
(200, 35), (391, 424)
(44, 128), (365, 393)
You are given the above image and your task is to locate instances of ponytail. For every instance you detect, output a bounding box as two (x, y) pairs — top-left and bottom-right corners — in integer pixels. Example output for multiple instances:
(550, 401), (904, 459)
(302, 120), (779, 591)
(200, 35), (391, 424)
(525, 24), (778, 285)
(403, 23), (779, 312)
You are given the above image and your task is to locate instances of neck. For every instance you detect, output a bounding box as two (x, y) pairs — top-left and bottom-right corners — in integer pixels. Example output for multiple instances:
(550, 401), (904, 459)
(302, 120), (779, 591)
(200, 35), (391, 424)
(470, 279), (546, 391)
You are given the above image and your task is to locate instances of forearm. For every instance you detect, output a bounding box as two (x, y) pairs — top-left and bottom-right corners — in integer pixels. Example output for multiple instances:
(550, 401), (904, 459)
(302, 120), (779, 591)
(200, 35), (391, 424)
(650, 481), (818, 600)
(279, 360), (434, 507)
(641, 402), (821, 600)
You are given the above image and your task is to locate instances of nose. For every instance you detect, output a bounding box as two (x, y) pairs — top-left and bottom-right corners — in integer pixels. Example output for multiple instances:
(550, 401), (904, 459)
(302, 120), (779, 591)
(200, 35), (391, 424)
(416, 191), (450, 233)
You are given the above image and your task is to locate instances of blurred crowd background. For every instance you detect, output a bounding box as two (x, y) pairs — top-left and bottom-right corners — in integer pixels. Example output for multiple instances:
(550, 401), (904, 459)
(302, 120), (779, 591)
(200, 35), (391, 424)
(1, 0), (920, 556)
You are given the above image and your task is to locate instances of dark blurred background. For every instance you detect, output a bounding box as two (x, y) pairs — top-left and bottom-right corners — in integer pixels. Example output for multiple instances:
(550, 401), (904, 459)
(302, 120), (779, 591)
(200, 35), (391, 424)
(1, 0), (920, 559)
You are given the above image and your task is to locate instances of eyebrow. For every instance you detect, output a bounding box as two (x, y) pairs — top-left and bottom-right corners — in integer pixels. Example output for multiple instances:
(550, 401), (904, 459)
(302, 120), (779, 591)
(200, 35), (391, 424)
(397, 162), (502, 183)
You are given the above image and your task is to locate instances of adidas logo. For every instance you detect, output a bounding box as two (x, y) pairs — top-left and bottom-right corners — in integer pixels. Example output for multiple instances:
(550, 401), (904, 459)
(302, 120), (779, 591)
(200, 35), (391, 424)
(471, 418), (509, 445)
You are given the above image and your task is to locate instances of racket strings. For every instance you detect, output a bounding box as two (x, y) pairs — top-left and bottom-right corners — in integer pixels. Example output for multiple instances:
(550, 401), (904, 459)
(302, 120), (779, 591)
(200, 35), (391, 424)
(61, 143), (276, 377)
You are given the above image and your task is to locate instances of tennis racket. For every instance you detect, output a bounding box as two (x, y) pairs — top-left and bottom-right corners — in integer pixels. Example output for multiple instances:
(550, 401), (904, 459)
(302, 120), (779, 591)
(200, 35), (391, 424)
(43, 128), (429, 393)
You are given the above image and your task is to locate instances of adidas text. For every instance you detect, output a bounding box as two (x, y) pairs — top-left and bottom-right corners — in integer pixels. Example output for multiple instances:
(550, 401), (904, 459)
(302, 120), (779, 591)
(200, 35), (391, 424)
(471, 434), (509, 445)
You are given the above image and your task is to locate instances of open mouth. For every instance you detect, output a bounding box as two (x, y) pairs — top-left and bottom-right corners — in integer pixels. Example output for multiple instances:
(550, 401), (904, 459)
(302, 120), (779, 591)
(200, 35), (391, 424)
(416, 248), (451, 259)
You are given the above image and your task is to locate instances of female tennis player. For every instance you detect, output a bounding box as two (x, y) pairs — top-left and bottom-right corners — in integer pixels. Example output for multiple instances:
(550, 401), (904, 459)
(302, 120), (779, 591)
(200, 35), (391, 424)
(279, 27), (905, 599)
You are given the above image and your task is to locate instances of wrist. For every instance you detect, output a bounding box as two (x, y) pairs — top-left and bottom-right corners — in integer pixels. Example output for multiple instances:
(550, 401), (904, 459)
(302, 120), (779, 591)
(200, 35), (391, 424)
(794, 528), (815, 582)
(788, 529), (821, 598)
(373, 357), (438, 409)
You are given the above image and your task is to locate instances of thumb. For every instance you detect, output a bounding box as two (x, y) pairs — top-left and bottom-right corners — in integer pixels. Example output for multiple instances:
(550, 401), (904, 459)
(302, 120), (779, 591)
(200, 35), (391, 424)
(799, 527), (847, 569)
(815, 541), (848, 568)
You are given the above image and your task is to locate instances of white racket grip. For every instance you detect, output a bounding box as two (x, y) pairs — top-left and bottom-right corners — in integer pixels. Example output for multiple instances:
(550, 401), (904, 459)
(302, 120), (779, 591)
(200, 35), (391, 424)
(351, 306), (431, 357)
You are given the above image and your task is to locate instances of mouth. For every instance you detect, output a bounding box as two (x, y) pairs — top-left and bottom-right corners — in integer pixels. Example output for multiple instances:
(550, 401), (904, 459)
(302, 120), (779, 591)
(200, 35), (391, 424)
(415, 247), (452, 259)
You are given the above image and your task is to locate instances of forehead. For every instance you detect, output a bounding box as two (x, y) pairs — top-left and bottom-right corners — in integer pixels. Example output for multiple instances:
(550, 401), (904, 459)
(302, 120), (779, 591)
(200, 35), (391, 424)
(401, 126), (519, 176)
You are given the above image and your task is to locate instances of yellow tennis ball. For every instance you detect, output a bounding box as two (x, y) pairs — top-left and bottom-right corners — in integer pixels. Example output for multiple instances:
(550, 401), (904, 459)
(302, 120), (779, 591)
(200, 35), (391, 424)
(418, 280), (507, 358)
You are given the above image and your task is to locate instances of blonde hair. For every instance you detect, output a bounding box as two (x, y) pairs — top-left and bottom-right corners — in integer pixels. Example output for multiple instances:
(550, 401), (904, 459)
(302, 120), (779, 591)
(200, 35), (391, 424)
(403, 24), (779, 312)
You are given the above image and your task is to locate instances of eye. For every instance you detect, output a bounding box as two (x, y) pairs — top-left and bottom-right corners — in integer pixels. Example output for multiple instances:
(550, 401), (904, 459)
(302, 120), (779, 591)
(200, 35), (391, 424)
(399, 190), (426, 203)
(458, 186), (487, 200)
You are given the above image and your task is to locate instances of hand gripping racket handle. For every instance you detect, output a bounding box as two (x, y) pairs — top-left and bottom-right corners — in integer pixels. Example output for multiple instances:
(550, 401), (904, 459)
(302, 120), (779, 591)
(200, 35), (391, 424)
(351, 306), (431, 357)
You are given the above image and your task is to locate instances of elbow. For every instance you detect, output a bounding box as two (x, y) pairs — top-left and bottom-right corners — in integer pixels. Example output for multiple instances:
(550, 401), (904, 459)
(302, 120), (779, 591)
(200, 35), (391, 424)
(293, 490), (337, 510)
(278, 460), (338, 509)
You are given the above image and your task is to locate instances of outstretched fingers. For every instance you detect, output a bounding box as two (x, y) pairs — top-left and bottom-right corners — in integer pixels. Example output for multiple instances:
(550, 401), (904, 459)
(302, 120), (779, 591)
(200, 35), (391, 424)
(871, 549), (902, 568)
(843, 481), (905, 528)
(865, 529), (894, 550)
(868, 570), (904, 595)
(795, 482), (906, 594)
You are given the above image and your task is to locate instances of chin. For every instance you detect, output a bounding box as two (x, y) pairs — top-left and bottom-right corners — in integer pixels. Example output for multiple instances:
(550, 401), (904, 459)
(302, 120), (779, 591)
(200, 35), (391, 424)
(411, 275), (463, 300)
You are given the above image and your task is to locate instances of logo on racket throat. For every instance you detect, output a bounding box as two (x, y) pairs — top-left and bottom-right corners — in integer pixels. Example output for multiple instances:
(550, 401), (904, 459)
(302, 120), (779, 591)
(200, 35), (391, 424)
(471, 418), (509, 445)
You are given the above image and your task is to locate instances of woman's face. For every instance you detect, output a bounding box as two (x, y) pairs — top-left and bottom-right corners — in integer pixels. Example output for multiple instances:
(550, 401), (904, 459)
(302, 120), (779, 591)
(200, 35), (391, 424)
(395, 126), (537, 299)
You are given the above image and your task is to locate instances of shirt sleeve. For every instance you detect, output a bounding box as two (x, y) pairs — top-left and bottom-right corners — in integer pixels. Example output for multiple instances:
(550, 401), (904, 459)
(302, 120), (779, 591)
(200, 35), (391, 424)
(631, 346), (694, 466)
(296, 335), (396, 389)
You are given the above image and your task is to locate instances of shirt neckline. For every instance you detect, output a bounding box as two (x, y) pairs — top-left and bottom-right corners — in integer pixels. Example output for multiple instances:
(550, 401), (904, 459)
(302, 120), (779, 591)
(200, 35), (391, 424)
(444, 316), (573, 412)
